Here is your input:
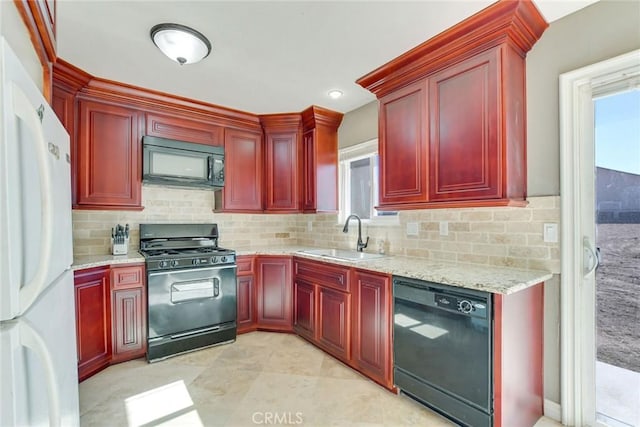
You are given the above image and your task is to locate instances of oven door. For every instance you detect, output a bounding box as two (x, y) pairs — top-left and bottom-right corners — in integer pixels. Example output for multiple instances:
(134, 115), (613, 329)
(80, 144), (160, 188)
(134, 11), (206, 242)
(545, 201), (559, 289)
(147, 266), (236, 340)
(393, 278), (492, 425)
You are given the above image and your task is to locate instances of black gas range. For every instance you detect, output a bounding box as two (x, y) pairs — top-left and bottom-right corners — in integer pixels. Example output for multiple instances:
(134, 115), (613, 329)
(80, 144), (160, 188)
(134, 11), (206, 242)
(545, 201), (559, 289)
(140, 223), (235, 271)
(139, 223), (237, 362)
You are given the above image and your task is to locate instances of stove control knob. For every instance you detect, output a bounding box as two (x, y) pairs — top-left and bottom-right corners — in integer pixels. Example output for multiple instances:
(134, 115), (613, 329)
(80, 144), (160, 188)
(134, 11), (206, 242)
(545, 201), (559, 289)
(171, 260), (179, 267)
(458, 300), (474, 314)
(192, 259), (200, 266)
(221, 256), (227, 263)
(211, 256), (219, 264)
(159, 260), (169, 268)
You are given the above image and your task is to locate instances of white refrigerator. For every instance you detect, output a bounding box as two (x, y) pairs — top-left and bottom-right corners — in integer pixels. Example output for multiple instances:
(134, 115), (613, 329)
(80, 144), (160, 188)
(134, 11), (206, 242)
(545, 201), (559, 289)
(0, 37), (80, 426)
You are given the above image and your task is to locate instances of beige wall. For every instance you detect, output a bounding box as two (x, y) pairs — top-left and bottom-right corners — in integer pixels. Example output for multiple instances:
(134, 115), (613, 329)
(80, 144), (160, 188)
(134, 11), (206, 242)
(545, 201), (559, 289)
(0, 1), (43, 92)
(527, 0), (640, 196)
(337, 101), (377, 148)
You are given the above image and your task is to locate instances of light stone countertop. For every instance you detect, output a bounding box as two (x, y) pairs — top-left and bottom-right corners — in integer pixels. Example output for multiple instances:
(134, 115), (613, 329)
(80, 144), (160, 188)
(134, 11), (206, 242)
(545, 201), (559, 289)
(238, 246), (553, 295)
(72, 246), (552, 295)
(72, 253), (145, 271)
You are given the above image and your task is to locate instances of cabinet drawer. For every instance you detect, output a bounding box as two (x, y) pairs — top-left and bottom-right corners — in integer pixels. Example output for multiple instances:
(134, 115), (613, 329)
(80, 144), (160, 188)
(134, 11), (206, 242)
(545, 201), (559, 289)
(294, 259), (350, 292)
(237, 256), (254, 275)
(111, 265), (145, 289)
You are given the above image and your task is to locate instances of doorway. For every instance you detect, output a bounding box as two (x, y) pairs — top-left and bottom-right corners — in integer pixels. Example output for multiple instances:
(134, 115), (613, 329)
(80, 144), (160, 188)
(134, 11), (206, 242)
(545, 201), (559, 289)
(594, 89), (640, 427)
(560, 50), (640, 427)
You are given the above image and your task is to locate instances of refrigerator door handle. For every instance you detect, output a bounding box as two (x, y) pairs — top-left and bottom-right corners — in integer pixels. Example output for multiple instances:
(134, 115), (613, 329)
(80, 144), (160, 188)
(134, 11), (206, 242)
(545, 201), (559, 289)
(19, 319), (61, 427)
(11, 83), (54, 314)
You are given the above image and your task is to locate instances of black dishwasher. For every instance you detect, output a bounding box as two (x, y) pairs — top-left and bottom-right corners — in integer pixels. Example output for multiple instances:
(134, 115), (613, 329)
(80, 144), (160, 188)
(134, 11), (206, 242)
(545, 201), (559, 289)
(393, 276), (493, 427)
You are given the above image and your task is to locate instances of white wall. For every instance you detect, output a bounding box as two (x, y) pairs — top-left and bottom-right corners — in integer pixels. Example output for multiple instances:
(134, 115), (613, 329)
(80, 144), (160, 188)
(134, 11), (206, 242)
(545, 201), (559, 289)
(0, 1), (43, 92)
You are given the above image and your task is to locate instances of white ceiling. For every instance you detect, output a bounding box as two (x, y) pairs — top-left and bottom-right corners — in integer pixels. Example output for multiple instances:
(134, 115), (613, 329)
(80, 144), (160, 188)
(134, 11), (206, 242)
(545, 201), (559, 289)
(57, 1), (599, 115)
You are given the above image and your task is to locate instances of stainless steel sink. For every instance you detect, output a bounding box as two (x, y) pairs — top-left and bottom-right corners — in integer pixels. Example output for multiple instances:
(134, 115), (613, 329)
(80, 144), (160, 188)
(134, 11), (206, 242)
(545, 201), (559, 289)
(296, 248), (386, 262)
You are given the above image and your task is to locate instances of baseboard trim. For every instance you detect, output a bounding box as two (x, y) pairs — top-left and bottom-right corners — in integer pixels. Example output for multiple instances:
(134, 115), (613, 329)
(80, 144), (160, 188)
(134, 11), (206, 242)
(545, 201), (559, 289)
(544, 399), (562, 422)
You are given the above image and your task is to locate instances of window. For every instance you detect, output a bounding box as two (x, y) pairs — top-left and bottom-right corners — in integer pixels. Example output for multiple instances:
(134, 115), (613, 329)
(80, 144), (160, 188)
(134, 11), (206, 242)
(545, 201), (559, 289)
(339, 139), (397, 223)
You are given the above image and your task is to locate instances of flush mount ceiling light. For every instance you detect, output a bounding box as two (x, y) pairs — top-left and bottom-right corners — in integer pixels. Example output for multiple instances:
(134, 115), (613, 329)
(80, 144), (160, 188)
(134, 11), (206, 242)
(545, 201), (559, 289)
(150, 23), (211, 65)
(328, 90), (344, 99)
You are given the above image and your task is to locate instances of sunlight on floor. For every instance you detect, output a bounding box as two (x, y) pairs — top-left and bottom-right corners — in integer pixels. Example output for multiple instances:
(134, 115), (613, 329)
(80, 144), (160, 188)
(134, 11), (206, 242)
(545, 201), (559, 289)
(124, 380), (203, 427)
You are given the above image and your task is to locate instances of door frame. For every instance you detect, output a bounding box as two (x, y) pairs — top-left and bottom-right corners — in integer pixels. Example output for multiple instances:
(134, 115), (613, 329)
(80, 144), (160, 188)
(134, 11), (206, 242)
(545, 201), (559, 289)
(559, 49), (640, 426)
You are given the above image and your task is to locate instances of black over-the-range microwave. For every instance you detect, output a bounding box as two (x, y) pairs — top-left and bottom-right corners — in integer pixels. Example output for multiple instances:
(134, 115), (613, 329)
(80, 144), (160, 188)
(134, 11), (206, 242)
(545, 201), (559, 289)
(142, 136), (224, 189)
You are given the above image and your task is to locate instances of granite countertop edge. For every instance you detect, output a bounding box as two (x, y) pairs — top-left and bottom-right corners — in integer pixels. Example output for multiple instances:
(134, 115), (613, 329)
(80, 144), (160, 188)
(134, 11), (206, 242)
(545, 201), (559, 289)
(72, 247), (553, 295)
(72, 253), (145, 271)
(237, 246), (553, 295)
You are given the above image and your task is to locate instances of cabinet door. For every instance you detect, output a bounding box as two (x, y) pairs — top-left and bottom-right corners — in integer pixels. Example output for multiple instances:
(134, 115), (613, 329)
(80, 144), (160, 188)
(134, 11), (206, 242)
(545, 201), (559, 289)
(264, 131), (300, 212)
(111, 287), (146, 363)
(110, 265), (146, 363)
(223, 129), (263, 211)
(256, 257), (292, 331)
(145, 112), (223, 146)
(293, 279), (315, 341)
(76, 99), (142, 209)
(302, 129), (316, 212)
(74, 268), (111, 381)
(378, 79), (428, 205)
(317, 286), (351, 361)
(237, 274), (256, 334)
(352, 270), (392, 388)
(428, 49), (500, 201)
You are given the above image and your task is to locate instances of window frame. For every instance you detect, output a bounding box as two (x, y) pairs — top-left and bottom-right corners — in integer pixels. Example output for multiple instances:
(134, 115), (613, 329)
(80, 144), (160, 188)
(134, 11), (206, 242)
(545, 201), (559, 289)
(338, 139), (398, 225)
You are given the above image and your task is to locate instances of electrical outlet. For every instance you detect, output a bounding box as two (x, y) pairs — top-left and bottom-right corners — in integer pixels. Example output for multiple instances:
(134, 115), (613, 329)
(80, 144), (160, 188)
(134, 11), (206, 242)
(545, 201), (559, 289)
(439, 221), (449, 236)
(543, 223), (558, 243)
(307, 221), (313, 232)
(406, 222), (419, 236)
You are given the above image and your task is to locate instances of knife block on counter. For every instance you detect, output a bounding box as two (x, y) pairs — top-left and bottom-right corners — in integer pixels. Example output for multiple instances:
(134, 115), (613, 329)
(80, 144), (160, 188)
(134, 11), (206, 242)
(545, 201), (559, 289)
(111, 237), (129, 255)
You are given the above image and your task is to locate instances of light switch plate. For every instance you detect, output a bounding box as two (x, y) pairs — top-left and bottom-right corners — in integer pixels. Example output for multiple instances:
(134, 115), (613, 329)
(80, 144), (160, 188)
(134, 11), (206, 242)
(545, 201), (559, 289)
(439, 221), (449, 236)
(406, 222), (419, 236)
(544, 223), (558, 243)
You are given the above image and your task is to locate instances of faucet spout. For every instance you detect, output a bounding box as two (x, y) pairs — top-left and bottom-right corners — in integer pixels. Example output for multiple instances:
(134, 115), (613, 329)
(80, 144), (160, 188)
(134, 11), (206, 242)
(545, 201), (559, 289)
(342, 214), (369, 252)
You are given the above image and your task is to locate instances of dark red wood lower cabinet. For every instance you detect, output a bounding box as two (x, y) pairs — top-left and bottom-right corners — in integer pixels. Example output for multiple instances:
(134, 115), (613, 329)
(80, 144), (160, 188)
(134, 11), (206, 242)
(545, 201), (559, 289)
(317, 286), (351, 361)
(237, 274), (256, 333)
(351, 270), (393, 389)
(111, 288), (145, 363)
(256, 256), (293, 331)
(74, 267), (111, 382)
(293, 279), (316, 340)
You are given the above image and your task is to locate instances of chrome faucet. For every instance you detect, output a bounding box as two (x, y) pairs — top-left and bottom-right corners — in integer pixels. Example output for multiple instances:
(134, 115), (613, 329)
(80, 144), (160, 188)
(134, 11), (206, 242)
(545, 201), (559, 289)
(342, 214), (369, 252)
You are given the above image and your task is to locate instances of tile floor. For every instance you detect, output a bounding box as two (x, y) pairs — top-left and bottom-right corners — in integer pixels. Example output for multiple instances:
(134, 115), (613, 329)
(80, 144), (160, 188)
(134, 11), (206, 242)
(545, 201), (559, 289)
(79, 331), (562, 427)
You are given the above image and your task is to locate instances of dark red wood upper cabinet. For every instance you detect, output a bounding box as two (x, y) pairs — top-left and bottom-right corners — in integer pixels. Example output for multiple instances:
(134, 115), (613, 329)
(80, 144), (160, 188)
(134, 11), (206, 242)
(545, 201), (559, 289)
(74, 267), (111, 382)
(357, 1), (547, 209)
(351, 269), (392, 389)
(264, 130), (300, 212)
(428, 49), (500, 202)
(378, 80), (429, 206)
(317, 286), (351, 362)
(144, 112), (223, 146)
(223, 129), (264, 212)
(261, 114), (303, 212)
(301, 106), (343, 213)
(76, 99), (142, 210)
(256, 256), (293, 331)
(293, 279), (316, 341)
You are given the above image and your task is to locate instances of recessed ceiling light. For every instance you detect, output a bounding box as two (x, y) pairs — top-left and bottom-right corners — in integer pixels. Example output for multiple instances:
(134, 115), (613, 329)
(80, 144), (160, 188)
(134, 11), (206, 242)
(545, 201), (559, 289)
(328, 90), (343, 99)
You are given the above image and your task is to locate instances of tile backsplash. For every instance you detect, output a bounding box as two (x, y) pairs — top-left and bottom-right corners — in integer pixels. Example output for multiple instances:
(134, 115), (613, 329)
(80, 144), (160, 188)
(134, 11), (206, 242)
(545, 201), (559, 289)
(297, 196), (560, 273)
(71, 185), (300, 256)
(72, 187), (559, 273)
